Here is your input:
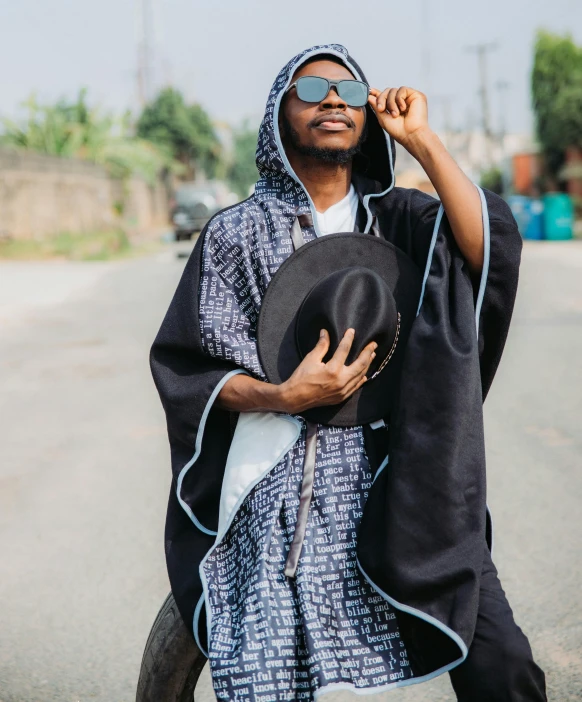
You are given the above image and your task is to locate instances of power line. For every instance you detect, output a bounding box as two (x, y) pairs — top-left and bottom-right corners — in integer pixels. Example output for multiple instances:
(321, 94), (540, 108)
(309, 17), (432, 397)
(465, 42), (498, 164)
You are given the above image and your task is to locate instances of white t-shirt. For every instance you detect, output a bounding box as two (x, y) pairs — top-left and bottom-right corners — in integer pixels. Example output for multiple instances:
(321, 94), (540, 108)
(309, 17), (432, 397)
(315, 184), (359, 236)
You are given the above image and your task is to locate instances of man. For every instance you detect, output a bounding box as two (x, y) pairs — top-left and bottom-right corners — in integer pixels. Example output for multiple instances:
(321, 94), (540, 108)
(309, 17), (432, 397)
(150, 44), (546, 700)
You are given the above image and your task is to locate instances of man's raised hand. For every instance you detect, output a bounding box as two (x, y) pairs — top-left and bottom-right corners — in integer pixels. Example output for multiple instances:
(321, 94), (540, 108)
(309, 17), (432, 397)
(368, 86), (429, 149)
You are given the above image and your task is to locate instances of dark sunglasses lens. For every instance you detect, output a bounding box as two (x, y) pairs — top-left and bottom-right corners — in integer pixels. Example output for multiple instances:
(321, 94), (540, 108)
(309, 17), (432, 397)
(296, 76), (329, 102)
(338, 80), (369, 107)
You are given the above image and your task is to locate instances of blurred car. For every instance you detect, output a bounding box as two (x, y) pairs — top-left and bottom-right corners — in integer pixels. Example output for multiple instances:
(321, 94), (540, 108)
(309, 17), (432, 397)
(170, 181), (239, 241)
(171, 185), (221, 240)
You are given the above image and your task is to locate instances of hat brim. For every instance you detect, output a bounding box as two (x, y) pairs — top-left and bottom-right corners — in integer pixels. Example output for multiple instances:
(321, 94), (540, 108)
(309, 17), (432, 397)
(257, 233), (422, 426)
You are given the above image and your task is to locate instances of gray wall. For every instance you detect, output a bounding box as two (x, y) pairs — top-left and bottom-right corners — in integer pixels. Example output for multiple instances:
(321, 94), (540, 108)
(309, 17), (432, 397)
(0, 148), (168, 240)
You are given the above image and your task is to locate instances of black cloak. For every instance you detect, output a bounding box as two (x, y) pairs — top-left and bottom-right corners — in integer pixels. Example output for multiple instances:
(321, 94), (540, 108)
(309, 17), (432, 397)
(150, 43), (522, 685)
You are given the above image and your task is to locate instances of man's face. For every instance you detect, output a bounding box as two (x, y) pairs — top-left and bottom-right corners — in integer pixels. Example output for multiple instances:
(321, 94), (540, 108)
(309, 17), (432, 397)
(280, 59), (367, 164)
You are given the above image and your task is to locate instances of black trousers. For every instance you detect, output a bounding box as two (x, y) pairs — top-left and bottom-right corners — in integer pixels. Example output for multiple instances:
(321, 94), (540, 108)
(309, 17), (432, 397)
(448, 546), (547, 702)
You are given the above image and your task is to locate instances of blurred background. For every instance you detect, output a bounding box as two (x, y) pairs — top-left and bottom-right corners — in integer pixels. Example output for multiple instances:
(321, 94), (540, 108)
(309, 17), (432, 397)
(0, 1), (580, 701)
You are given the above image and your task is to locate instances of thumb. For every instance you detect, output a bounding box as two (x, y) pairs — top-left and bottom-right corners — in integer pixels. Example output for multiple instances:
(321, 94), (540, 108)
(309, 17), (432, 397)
(309, 328), (330, 362)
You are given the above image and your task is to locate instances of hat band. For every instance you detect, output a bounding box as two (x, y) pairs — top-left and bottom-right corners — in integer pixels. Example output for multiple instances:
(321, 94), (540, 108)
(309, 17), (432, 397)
(368, 312), (401, 381)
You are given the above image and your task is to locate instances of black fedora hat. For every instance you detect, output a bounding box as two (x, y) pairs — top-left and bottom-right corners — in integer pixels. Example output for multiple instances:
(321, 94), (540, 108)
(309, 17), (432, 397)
(257, 232), (422, 426)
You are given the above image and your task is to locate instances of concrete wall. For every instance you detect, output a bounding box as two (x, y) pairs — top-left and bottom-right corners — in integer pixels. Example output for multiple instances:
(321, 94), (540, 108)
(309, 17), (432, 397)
(0, 148), (168, 240)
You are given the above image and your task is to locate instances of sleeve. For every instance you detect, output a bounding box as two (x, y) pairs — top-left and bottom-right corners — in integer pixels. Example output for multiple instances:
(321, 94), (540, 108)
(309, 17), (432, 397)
(407, 186), (522, 402)
(150, 227), (241, 450)
(149, 223), (249, 536)
(475, 188), (522, 401)
(197, 210), (266, 381)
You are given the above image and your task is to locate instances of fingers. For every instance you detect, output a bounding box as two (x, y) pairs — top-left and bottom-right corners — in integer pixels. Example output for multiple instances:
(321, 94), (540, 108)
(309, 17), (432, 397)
(329, 328), (355, 367)
(388, 88), (401, 116)
(376, 88), (391, 113)
(335, 340), (377, 402)
(343, 369), (370, 398)
(374, 86), (411, 117)
(309, 328), (330, 362)
(352, 373), (370, 393)
(347, 340), (377, 376)
(396, 86), (409, 112)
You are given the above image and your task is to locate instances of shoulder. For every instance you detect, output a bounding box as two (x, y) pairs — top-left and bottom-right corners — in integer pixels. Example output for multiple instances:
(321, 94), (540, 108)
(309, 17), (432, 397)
(372, 187), (440, 267)
(375, 186), (441, 234)
(381, 184), (518, 232)
(389, 185), (517, 226)
(203, 195), (264, 246)
(195, 195), (269, 267)
(376, 186), (437, 207)
(386, 186), (439, 217)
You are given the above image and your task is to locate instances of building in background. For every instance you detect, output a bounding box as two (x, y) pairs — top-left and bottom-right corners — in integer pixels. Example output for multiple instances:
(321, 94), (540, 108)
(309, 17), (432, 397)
(394, 130), (536, 197)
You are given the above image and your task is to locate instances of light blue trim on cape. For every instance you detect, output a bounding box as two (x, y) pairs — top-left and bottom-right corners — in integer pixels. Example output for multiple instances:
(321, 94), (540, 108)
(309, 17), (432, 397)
(356, 557), (468, 684)
(372, 454), (389, 484)
(176, 368), (249, 536)
(193, 592), (208, 657)
(415, 183), (491, 334)
(416, 204), (444, 316)
(487, 503), (495, 556)
(474, 185), (495, 556)
(474, 184), (491, 334)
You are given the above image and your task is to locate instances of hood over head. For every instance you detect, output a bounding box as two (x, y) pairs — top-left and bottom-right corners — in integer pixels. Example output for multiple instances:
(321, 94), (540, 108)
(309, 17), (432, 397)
(255, 44), (397, 230)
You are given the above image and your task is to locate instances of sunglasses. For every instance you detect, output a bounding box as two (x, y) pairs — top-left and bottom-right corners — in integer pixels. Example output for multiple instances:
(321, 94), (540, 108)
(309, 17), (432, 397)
(286, 75), (370, 108)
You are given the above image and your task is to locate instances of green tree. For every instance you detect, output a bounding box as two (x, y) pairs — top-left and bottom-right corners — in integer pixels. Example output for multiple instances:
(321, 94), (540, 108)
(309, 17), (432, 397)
(1, 90), (176, 186)
(228, 122), (259, 198)
(136, 87), (222, 178)
(480, 166), (504, 195)
(531, 30), (582, 180)
(1, 89), (111, 158)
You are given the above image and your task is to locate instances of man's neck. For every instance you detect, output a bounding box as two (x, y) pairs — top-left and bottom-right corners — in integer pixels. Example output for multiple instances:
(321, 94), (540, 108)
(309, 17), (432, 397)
(286, 151), (352, 213)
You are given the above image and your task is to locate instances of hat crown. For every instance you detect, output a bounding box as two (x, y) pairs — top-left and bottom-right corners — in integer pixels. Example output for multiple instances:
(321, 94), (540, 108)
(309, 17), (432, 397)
(295, 266), (398, 375)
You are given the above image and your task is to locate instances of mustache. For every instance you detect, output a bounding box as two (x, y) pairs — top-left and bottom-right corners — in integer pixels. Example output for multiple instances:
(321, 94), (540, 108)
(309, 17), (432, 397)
(307, 112), (356, 129)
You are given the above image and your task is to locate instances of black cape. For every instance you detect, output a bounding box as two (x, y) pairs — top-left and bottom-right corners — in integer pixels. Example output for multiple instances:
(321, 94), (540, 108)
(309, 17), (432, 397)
(150, 43), (522, 681)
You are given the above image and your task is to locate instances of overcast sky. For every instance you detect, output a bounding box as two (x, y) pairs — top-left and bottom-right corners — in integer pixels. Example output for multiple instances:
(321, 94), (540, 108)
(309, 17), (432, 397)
(1, 0), (581, 136)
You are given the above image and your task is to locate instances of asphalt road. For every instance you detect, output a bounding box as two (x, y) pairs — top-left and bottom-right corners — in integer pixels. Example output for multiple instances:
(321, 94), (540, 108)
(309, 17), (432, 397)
(0, 241), (580, 702)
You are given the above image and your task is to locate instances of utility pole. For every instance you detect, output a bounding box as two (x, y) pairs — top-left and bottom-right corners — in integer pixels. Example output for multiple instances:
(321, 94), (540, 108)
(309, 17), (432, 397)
(432, 94), (454, 149)
(137, 0), (154, 106)
(495, 79), (511, 195)
(465, 42), (498, 166)
(495, 80), (510, 142)
(420, 0), (431, 94)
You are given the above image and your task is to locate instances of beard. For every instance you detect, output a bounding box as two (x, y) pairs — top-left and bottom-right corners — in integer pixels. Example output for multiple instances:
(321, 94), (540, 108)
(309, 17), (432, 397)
(281, 112), (368, 165)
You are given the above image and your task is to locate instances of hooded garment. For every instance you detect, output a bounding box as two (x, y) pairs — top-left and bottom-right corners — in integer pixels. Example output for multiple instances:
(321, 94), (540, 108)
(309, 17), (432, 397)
(150, 43), (522, 697)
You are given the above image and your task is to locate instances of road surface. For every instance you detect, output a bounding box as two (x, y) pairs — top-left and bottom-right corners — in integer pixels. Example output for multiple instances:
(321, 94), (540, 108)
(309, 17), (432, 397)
(0, 241), (580, 701)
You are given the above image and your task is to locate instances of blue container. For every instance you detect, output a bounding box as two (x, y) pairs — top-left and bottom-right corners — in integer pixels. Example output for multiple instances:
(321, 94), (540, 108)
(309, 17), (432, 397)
(507, 195), (530, 237)
(523, 199), (544, 240)
(507, 195), (546, 239)
(542, 193), (573, 240)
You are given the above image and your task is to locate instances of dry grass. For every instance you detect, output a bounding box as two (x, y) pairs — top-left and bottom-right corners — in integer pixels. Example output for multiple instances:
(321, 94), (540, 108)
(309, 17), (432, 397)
(0, 229), (160, 261)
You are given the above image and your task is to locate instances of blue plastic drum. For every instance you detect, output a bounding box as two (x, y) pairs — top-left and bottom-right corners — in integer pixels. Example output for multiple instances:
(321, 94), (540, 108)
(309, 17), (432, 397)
(542, 193), (573, 240)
